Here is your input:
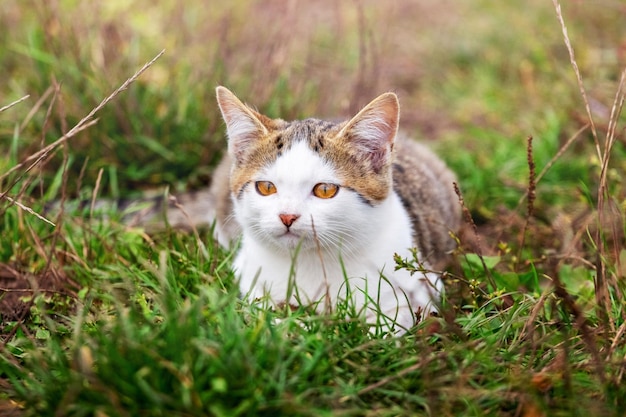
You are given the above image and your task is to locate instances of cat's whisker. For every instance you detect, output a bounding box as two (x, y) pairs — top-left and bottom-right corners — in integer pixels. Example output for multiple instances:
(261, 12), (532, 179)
(250, 223), (275, 245)
(316, 224), (364, 250)
(222, 213), (237, 227)
(315, 230), (360, 260)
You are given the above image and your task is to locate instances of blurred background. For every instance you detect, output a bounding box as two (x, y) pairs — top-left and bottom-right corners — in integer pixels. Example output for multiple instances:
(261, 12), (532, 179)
(1, 0), (625, 216)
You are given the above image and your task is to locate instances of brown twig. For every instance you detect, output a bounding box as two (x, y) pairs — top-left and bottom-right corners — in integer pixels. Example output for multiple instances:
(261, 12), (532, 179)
(453, 182), (496, 291)
(42, 80), (70, 289)
(0, 287), (68, 295)
(515, 123), (589, 210)
(516, 136), (536, 269)
(0, 95), (30, 113)
(552, 270), (606, 385)
(525, 135), (536, 219)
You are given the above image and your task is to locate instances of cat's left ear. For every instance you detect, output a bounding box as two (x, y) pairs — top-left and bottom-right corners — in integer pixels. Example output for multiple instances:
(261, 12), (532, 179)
(216, 86), (271, 162)
(339, 92), (399, 172)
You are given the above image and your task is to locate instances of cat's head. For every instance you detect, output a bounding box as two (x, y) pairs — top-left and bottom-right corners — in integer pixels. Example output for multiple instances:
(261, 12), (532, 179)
(216, 86), (399, 252)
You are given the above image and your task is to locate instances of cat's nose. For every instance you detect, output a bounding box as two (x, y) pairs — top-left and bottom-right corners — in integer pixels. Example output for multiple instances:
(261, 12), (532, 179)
(279, 213), (300, 227)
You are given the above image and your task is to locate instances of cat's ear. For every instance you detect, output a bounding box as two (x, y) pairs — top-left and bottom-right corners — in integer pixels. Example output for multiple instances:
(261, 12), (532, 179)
(216, 86), (269, 161)
(339, 92), (399, 172)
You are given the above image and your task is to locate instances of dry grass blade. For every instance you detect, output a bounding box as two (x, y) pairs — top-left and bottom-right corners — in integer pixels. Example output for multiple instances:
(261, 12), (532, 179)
(89, 168), (105, 219)
(594, 68), (626, 331)
(518, 289), (551, 346)
(0, 119), (97, 200)
(609, 321), (626, 357)
(0, 49), (165, 186)
(1, 195), (55, 226)
(20, 87), (53, 132)
(552, 0), (601, 160)
(597, 68), (626, 211)
(310, 216), (332, 314)
(603, 69), (626, 153)
(0, 95), (30, 113)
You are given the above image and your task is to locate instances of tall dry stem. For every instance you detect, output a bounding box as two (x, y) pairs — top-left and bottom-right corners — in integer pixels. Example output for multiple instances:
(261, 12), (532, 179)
(553, 1), (626, 332)
(552, 0), (600, 160)
(516, 136), (536, 268)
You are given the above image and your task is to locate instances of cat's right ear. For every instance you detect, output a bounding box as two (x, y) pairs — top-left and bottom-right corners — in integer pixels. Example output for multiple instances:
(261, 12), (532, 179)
(216, 86), (269, 161)
(338, 92), (400, 173)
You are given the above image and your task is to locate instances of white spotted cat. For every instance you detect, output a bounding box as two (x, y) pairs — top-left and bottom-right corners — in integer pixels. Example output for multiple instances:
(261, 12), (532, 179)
(208, 87), (461, 331)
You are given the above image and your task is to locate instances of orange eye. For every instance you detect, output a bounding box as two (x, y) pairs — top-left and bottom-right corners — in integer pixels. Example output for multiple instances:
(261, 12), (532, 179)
(312, 183), (339, 199)
(255, 181), (277, 196)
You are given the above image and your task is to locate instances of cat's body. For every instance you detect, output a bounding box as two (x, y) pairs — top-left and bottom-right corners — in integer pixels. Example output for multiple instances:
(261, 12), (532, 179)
(210, 87), (461, 330)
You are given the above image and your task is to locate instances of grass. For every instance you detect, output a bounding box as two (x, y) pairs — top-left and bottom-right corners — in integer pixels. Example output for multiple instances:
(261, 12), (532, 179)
(1, 0), (626, 416)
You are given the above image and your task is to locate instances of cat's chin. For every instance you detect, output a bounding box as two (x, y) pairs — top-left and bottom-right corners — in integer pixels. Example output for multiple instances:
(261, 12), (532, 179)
(270, 231), (312, 251)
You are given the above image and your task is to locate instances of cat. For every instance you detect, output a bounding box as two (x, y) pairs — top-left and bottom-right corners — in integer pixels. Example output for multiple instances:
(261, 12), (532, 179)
(209, 86), (461, 331)
(66, 87), (460, 331)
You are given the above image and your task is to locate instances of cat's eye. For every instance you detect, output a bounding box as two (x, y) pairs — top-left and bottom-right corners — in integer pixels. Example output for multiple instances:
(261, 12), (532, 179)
(255, 181), (277, 196)
(312, 183), (339, 199)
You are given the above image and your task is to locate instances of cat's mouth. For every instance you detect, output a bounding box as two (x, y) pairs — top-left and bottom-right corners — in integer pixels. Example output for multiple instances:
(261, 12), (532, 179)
(280, 230), (300, 239)
(277, 230), (304, 247)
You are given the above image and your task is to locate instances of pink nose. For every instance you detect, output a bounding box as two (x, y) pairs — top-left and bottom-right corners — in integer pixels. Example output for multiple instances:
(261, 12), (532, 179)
(279, 213), (300, 227)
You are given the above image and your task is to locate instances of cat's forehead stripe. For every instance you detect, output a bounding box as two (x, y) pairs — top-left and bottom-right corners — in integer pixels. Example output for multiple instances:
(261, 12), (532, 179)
(230, 117), (391, 202)
(282, 119), (338, 151)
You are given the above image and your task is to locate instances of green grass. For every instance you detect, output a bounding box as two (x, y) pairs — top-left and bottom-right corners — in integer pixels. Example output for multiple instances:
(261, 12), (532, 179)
(1, 0), (626, 416)
(3, 224), (622, 416)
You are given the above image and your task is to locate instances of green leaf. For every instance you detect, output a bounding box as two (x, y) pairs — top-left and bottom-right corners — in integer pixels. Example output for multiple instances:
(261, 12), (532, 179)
(35, 328), (50, 340)
(462, 254), (501, 272)
(492, 272), (520, 292)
